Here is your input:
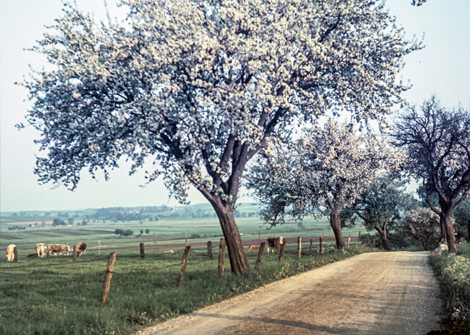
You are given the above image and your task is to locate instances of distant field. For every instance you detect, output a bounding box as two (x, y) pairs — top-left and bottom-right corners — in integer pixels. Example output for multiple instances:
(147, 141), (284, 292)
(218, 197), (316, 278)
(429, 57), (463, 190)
(0, 215), (365, 255)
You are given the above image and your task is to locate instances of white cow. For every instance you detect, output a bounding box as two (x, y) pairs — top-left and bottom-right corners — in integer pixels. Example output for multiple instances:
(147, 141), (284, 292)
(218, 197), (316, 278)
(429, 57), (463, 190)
(5, 244), (16, 261)
(35, 243), (47, 257)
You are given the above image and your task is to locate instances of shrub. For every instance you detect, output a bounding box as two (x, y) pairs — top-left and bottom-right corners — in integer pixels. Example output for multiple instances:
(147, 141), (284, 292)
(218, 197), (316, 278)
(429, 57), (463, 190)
(429, 243), (470, 324)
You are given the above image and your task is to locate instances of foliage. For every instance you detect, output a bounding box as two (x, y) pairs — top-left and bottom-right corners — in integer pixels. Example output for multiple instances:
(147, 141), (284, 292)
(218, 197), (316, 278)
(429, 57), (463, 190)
(411, 0), (427, 6)
(429, 243), (470, 324)
(52, 218), (67, 227)
(399, 207), (441, 251)
(341, 175), (415, 250)
(7, 225), (26, 231)
(0, 245), (371, 335)
(453, 198), (470, 241)
(114, 229), (134, 237)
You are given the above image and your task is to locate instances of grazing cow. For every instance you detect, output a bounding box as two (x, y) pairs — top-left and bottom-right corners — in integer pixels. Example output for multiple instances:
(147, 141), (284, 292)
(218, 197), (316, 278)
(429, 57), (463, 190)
(47, 244), (70, 256)
(35, 243), (47, 258)
(248, 245), (260, 252)
(5, 244), (16, 261)
(74, 242), (87, 257)
(266, 236), (285, 254)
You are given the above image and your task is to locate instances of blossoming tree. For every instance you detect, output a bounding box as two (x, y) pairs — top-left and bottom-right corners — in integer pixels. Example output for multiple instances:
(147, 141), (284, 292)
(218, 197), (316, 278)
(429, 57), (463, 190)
(247, 119), (405, 249)
(394, 97), (470, 254)
(400, 207), (441, 251)
(341, 175), (415, 251)
(19, 0), (419, 274)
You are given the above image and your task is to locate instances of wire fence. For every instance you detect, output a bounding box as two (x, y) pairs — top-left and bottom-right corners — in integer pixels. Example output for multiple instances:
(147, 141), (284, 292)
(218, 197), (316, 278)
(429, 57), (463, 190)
(0, 234), (363, 313)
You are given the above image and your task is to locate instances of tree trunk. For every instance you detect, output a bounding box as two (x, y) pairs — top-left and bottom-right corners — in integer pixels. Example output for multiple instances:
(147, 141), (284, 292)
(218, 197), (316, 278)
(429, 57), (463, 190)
(443, 214), (458, 254)
(439, 216), (448, 241)
(375, 225), (390, 251)
(330, 211), (345, 249)
(207, 196), (250, 275)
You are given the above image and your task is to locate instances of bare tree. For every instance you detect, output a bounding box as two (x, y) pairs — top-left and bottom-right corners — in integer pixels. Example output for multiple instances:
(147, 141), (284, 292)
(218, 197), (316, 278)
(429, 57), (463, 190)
(394, 97), (470, 254)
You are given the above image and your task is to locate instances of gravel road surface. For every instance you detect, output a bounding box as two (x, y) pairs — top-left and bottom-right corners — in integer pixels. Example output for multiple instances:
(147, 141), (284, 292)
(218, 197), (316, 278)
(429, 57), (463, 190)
(136, 251), (442, 335)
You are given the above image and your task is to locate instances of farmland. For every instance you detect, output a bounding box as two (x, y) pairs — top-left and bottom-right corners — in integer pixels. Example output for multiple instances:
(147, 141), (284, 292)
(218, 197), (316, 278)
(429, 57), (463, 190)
(0, 203), (368, 335)
(0, 203), (365, 257)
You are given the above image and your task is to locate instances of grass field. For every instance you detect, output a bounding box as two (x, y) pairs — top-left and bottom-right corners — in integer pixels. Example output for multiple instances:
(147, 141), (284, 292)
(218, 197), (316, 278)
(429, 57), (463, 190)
(0, 208), (370, 334)
(0, 212), (365, 257)
(0, 229), (370, 335)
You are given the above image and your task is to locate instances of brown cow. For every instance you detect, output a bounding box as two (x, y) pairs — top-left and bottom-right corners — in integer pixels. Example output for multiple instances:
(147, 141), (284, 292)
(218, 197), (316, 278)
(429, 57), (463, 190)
(74, 242), (87, 256)
(47, 244), (70, 256)
(266, 236), (285, 254)
(248, 245), (260, 252)
(35, 243), (47, 258)
(5, 244), (16, 261)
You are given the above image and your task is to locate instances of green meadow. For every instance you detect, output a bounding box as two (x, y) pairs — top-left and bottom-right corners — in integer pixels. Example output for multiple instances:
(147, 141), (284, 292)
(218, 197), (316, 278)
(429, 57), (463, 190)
(1, 205), (369, 335)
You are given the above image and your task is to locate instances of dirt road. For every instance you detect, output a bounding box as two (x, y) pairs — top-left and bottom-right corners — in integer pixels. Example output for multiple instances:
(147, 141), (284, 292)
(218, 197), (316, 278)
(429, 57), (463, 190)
(136, 251), (442, 335)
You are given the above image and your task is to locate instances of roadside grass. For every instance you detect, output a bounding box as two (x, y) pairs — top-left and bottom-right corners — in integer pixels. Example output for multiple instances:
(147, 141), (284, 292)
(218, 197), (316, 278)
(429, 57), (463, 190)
(428, 242), (470, 331)
(0, 244), (371, 335)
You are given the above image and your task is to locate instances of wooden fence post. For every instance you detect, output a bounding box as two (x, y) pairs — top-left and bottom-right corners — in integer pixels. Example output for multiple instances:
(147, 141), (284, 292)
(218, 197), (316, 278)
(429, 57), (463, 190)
(279, 242), (286, 263)
(309, 239), (313, 258)
(357, 231), (361, 245)
(218, 239), (226, 277)
(98, 240), (101, 255)
(207, 241), (213, 259)
(101, 252), (117, 306)
(347, 235), (351, 248)
(140, 243), (145, 259)
(275, 237), (281, 254)
(297, 237), (302, 260)
(319, 236), (324, 254)
(13, 247), (18, 263)
(177, 246), (191, 287)
(73, 244), (77, 262)
(154, 234), (157, 253)
(372, 239), (375, 249)
(254, 242), (266, 269)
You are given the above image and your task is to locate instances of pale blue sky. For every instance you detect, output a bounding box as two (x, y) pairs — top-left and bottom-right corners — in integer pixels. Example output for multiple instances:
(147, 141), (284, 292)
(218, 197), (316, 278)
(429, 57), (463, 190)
(1, 1), (469, 212)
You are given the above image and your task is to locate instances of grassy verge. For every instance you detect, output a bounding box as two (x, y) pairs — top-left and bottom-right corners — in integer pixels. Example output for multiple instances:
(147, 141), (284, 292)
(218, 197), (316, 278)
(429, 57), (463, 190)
(0, 245), (370, 335)
(428, 242), (470, 332)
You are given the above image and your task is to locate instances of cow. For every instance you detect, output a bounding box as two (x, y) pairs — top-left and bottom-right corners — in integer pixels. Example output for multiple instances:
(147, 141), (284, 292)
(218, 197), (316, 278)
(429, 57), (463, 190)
(5, 244), (16, 261)
(35, 243), (47, 258)
(47, 244), (70, 256)
(248, 245), (260, 252)
(74, 242), (87, 257)
(266, 236), (285, 254)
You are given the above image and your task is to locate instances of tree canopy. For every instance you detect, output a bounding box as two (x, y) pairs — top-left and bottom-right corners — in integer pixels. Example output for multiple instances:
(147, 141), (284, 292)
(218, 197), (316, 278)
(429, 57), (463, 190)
(19, 0), (420, 273)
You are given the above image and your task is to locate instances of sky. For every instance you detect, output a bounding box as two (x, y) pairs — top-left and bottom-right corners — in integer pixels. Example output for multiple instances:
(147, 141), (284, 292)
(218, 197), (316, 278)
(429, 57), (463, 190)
(1, 0), (469, 213)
